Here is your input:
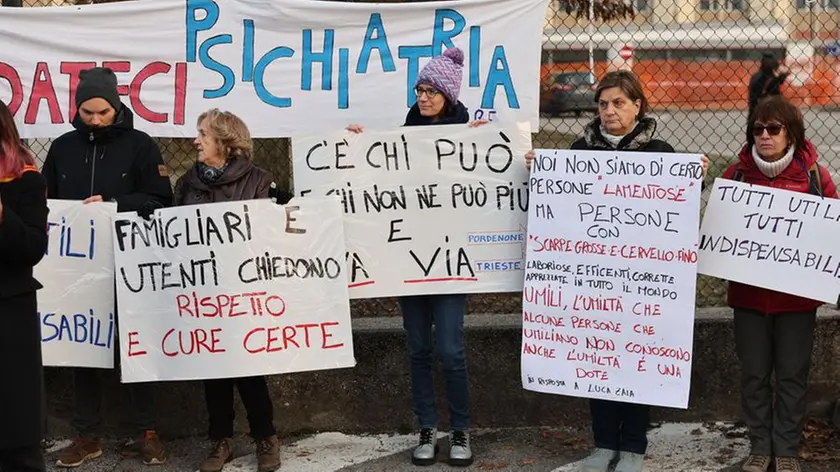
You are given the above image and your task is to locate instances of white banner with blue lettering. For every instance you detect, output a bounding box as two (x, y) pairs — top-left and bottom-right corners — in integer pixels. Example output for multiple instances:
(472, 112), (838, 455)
(1, 0), (548, 138)
(36, 200), (117, 369)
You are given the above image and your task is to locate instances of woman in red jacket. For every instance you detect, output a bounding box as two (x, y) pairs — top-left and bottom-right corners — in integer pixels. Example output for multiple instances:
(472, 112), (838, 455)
(722, 95), (837, 472)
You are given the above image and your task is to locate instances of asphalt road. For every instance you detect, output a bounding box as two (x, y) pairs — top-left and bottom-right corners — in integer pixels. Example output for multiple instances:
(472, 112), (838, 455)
(540, 109), (840, 175)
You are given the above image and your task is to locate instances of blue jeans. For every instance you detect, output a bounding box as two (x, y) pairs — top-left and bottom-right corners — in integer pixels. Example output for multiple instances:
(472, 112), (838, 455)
(399, 294), (470, 431)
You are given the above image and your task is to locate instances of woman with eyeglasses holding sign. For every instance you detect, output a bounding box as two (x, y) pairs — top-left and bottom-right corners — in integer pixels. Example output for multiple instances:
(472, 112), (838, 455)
(347, 47), (487, 467)
(721, 95), (836, 472)
(0, 99), (50, 472)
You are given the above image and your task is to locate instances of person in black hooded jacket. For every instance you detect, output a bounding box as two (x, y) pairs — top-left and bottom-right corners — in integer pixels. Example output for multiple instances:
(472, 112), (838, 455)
(748, 54), (789, 122)
(42, 67), (172, 216)
(347, 47), (487, 468)
(44, 67), (172, 469)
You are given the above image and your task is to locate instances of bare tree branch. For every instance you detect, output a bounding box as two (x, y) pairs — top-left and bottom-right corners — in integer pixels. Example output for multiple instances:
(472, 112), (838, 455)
(559, 0), (636, 22)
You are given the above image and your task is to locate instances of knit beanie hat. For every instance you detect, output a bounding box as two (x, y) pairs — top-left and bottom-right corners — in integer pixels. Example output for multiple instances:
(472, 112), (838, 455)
(415, 47), (464, 104)
(75, 67), (122, 111)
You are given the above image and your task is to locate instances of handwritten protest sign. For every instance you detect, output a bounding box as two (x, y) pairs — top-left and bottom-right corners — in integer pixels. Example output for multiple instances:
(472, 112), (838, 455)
(699, 179), (840, 303)
(0, 0), (547, 138)
(292, 124), (531, 299)
(521, 149), (703, 409)
(35, 200), (117, 369)
(112, 198), (354, 383)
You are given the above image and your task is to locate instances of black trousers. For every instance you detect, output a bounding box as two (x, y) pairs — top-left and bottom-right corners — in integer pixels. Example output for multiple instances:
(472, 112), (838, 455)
(72, 323), (155, 438)
(72, 366), (156, 437)
(204, 376), (276, 440)
(590, 399), (650, 454)
(0, 445), (46, 472)
(734, 308), (816, 457)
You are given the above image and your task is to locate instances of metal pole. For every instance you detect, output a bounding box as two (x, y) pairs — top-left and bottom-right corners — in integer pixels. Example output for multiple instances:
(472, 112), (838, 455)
(588, 0), (595, 85)
(1, 0), (24, 7)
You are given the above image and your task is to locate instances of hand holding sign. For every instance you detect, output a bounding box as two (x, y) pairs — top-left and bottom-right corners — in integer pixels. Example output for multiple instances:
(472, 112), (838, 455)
(522, 149), (703, 409)
(294, 123), (532, 299)
(112, 198), (355, 382)
(37, 200), (118, 369)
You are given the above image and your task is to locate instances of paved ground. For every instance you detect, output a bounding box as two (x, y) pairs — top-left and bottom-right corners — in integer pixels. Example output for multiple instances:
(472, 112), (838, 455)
(41, 422), (840, 472)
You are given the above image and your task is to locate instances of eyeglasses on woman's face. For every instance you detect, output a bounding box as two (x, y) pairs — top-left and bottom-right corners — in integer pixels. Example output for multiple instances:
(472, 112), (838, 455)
(414, 86), (441, 98)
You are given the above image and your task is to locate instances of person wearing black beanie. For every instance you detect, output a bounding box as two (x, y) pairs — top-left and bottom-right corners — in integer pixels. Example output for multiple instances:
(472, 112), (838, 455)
(42, 67), (173, 468)
(75, 67), (122, 114)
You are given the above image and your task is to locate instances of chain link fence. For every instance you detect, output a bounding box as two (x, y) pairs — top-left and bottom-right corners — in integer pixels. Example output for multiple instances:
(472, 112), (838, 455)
(11, 0), (840, 313)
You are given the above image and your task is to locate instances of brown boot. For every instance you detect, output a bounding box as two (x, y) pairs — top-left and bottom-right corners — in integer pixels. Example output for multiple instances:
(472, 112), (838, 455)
(141, 430), (167, 465)
(56, 437), (103, 468)
(256, 435), (281, 472)
(742, 455), (772, 472)
(200, 438), (233, 472)
(775, 457), (802, 472)
(120, 430), (167, 466)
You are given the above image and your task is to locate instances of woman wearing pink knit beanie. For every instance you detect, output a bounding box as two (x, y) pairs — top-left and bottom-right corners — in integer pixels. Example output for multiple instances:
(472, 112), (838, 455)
(347, 47), (487, 468)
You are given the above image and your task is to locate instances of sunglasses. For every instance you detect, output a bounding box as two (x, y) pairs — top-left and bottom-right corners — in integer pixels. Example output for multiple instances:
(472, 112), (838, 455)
(752, 123), (784, 136)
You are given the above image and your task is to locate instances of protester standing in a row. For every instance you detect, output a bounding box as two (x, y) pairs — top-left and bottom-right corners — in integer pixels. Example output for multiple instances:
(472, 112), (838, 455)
(348, 46), (486, 467)
(174, 108), (282, 472)
(42, 67), (173, 468)
(526, 70), (709, 472)
(723, 95), (837, 472)
(0, 99), (50, 472)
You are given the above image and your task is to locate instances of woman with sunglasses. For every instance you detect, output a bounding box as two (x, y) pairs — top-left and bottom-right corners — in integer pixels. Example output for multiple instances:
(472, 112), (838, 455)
(347, 47), (486, 468)
(722, 95), (836, 472)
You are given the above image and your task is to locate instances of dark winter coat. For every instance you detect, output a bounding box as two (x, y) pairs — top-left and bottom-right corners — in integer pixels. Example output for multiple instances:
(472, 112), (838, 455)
(404, 101), (470, 127)
(0, 168), (49, 449)
(42, 106), (173, 216)
(571, 116), (675, 153)
(173, 157), (273, 206)
(748, 69), (787, 114)
(722, 140), (838, 314)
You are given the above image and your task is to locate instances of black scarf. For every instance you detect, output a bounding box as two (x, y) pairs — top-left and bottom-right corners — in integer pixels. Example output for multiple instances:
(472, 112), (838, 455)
(581, 116), (658, 151)
(404, 101), (470, 126)
(197, 160), (230, 186)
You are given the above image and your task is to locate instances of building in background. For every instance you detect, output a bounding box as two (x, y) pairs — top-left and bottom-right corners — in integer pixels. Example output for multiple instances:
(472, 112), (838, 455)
(541, 1), (840, 111)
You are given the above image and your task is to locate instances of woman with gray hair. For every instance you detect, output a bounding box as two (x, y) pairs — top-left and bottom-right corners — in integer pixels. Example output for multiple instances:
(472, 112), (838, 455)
(175, 108), (281, 472)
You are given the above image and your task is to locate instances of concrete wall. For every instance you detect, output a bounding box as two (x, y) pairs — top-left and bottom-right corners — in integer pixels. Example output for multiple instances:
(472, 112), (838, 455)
(43, 307), (840, 439)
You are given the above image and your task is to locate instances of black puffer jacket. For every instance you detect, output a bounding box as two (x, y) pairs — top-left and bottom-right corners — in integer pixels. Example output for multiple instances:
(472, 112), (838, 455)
(42, 106), (173, 216)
